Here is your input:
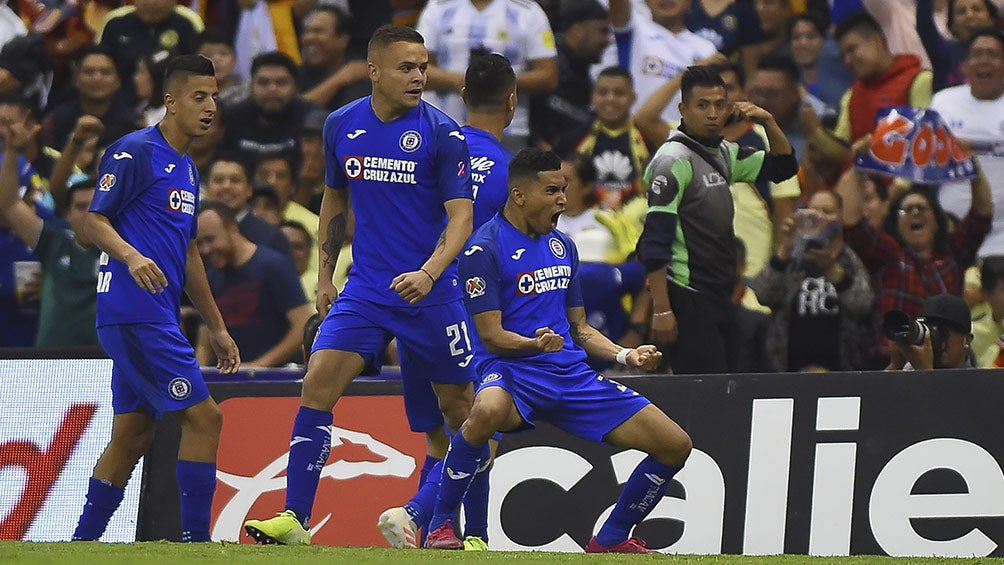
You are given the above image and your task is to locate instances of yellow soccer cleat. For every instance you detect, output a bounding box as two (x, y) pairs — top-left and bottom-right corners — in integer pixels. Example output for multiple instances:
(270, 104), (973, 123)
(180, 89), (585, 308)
(244, 510), (311, 545)
(463, 536), (489, 551)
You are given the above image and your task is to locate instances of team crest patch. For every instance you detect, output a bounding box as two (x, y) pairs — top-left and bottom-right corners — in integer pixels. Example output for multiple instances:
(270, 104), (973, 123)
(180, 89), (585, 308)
(168, 377), (192, 400)
(344, 156), (363, 179)
(399, 130), (422, 152)
(98, 173), (116, 191)
(548, 237), (566, 259)
(466, 276), (486, 298)
(516, 272), (536, 295)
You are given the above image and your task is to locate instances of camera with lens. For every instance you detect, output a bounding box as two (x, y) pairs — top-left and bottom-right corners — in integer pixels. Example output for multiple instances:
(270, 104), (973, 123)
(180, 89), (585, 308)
(882, 309), (949, 366)
(790, 209), (840, 269)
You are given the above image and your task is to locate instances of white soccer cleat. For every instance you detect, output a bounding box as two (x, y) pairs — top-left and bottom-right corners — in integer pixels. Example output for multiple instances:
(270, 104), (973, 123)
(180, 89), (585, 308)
(377, 506), (418, 549)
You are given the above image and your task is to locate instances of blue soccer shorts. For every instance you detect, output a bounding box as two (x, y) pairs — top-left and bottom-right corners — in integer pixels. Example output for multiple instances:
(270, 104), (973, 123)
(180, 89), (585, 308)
(478, 361), (650, 443)
(312, 294), (475, 432)
(98, 323), (210, 420)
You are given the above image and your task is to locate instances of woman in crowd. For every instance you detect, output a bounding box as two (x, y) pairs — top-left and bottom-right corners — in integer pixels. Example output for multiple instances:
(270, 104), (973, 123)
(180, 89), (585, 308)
(751, 190), (874, 371)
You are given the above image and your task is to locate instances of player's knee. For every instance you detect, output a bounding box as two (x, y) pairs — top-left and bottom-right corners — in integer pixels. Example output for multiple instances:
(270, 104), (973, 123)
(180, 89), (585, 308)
(438, 396), (472, 432)
(461, 404), (505, 445)
(114, 426), (156, 462)
(204, 403), (224, 436)
(662, 430), (693, 467)
(181, 402), (223, 438)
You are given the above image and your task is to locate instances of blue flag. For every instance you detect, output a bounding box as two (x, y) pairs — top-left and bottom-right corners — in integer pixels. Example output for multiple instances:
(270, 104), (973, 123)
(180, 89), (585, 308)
(854, 106), (976, 183)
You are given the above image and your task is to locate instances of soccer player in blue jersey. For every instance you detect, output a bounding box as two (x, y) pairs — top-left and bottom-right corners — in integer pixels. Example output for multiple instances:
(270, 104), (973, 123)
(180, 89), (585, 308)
(377, 52), (517, 551)
(73, 54), (241, 543)
(424, 148), (692, 553)
(243, 25), (477, 546)
(464, 53), (516, 229)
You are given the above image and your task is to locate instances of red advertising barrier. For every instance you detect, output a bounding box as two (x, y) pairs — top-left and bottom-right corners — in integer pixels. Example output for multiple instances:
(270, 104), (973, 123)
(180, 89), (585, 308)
(210, 395), (426, 545)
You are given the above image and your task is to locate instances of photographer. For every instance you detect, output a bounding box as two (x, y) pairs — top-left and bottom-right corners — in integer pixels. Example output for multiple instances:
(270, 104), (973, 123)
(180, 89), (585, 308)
(751, 190), (874, 371)
(886, 293), (975, 370)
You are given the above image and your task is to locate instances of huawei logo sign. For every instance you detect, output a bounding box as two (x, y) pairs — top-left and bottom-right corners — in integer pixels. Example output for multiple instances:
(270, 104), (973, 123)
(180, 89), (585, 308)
(0, 404), (97, 540)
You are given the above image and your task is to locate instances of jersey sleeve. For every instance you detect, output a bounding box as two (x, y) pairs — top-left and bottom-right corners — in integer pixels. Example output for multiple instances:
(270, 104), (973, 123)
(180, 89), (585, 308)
(323, 110), (347, 190)
(458, 241), (501, 315)
(89, 139), (146, 220)
(524, 2), (557, 60)
(728, 142), (766, 184)
(435, 122), (474, 203)
(564, 233), (584, 309)
(636, 155), (691, 272)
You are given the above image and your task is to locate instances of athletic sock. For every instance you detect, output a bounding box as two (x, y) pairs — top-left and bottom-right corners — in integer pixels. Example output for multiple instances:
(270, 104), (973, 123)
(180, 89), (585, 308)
(405, 458), (442, 529)
(284, 406), (333, 526)
(177, 460), (216, 542)
(428, 431), (488, 532)
(595, 456), (680, 547)
(462, 457), (491, 542)
(72, 477), (125, 541)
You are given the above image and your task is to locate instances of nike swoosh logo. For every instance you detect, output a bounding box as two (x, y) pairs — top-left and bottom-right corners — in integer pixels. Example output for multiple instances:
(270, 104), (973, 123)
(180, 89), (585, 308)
(458, 354), (473, 368)
(511, 248), (525, 260)
(446, 468), (471, 480)
(165, 164), (175, 173)
(289, 436), (313, 447)
(449, 131), (465, 140)
(347, 129), (367, 139)
(113, 152), (132, 160)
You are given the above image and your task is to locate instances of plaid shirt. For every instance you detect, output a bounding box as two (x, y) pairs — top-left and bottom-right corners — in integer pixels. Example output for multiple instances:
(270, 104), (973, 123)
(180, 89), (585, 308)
(844, 212), (990, 318)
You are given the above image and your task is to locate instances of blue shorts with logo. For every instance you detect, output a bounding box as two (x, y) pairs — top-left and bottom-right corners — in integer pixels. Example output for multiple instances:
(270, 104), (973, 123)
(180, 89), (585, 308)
(478, 360), (650, 443)
(312, 294), (475, 432)
(98, 323), (209, 420)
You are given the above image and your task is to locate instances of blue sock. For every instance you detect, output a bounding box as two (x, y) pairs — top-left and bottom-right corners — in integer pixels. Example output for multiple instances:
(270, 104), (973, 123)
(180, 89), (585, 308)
(595, 456), (680, 547)
(429, 431), (488, 532)
(72, 477), (125, 541)
(284, 406), (332, 526)
(462, 458), (491, 541)
(177, 460), (216, 542)
(418, 455), (439, 490)
(405, 458), (442, 529)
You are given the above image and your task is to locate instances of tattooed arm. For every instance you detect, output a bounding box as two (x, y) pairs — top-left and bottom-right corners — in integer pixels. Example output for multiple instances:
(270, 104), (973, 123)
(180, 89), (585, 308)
(390, 197), (473, 304)
(316, 186), (348, 315)
(423, 197), (473, 279)
(567, 306), (663, 371)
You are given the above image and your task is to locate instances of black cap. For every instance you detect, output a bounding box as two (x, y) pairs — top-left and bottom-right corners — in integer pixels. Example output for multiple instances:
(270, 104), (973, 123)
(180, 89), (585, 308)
(561, 0), (609, 29)
(921, 293), (972, 334)
(301, 108), (329, 136)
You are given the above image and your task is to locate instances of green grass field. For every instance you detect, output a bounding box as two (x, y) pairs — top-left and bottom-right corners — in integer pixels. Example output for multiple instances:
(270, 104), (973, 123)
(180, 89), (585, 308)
(3, 542), (1004, 565)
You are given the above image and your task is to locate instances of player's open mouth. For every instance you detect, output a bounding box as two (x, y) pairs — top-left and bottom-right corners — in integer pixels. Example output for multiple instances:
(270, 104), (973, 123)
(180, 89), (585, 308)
(551, 211), (562, 225)
(200, 117), (213, 127)
(406, 88), (422, 96)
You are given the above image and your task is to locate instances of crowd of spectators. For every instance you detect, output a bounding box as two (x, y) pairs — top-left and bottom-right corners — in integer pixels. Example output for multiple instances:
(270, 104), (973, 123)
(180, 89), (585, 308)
(3, 0), (1004, 372)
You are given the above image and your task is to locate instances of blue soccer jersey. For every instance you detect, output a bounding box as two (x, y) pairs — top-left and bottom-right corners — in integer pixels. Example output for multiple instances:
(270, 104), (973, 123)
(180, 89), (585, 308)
(89, 126), (200, 327)
(458, 214), (587, 372)
(324, 97), (473, 306)
(462, 125), (513, 230)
